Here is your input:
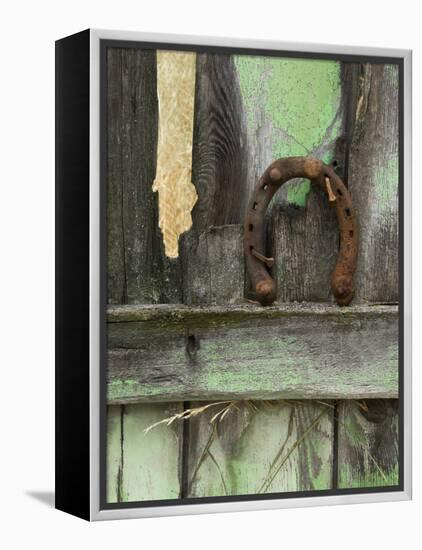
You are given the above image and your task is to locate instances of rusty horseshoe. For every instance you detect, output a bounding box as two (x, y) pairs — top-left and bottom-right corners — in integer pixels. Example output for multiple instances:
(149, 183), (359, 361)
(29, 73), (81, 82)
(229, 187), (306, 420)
(244, 156), (358, 307)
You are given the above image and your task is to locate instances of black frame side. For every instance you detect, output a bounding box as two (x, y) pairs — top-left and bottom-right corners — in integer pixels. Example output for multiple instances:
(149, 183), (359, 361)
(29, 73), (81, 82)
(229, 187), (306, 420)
(55, 28), (91, 521)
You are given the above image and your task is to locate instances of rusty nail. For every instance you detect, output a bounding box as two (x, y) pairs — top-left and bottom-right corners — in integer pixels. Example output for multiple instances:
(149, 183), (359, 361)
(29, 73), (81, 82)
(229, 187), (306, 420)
(325, 176), (336, 203)
(251, 248), (274, 268)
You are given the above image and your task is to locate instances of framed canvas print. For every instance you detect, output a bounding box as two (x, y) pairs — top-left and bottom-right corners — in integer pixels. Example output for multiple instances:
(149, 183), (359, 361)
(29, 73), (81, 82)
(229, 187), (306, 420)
(55, 29), (412, 521)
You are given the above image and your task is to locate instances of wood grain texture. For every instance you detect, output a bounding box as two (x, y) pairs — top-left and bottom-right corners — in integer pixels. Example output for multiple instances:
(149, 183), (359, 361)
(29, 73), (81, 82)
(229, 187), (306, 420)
(180, 224), (245, 305)
(189, 54), (249, 234)
(234, 57), (354, 303)
(107, 403), (184, 502)
(177, 54), (250, 302)
(106, 47), (181, 304)
(347, 64), (399, 302)
(337, 400), (399, 488)
(235, 57), (346, 205)
(268, 187), (339, 303)
(106, 49), (126, 303)
(107, 303), (398, 403)
(186, 401), (334, 496)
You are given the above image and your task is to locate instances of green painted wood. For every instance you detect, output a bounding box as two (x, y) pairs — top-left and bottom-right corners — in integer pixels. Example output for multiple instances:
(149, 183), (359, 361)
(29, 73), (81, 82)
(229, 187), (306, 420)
(119, 403), (184, 502)
(347, 64), (399, 303)
(337, 400), (399, 488)
(234, 56), (353, 303)
(107, 303), (398, 403)
(106, 405), (123, 502)
(235, 56), (345, 204)
(186, 401), (334, 496)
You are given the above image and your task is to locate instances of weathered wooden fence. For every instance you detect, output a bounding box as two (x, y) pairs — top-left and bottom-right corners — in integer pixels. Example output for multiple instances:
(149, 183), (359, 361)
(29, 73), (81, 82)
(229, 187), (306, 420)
(105, 47), (399, 502)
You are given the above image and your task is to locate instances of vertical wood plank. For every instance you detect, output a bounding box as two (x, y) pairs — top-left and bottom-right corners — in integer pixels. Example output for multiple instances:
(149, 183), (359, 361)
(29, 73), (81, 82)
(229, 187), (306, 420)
(119, 47), (158, 302)
(269, 188), (339, 302)
(120, 404), (184, 501)
(181, 224), (245, 305)
(347, 64), (399, 303)
(107, 47), (181, 304)
(186, 401), (333, 497)
(337, 400), (399, 488)
(107, 49), (126, 304)
(106, 405), (123, 503)
(179, 53), (250, 303)
(190, 53), (249, 235)
(106, 47), (186, 504)
(235, 56), (346, 206)
(234, 56), (352, 302)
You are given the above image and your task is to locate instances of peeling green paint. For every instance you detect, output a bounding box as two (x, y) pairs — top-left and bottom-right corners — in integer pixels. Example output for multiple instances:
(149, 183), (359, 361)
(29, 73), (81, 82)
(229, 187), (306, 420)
(107, 308), (399, 403)
(235, 56), (342, 207)
(287, 180), (311, 207)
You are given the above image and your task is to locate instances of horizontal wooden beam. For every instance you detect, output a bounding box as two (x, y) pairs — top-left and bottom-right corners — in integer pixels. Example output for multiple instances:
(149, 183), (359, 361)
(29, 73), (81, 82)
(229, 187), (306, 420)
(107, 304), (398, 404)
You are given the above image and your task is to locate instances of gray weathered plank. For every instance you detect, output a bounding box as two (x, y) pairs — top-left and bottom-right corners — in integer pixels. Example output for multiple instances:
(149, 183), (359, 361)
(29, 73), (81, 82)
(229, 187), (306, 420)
(178, 53), (249, 302)
(233, 58), (357, 303)
(107, 48), (126, 303)
(337, 399), (399, 488)
(106, 47), (181, 304)
(180, 225), (245, 305)
(186, 401), (334, 497)
(107, 303), (398, 403)
(347, 64), (399, 303)
(189, 53), (249, 235)
(269, 187), (339, 303)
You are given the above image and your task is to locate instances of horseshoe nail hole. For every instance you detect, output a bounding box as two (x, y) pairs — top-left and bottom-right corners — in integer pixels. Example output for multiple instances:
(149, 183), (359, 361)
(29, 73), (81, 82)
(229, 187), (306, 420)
(336, 188), (343, 196)
(248, 224), (253, 231)
(345, 208), (351, 217)
(349, 230), (354, 237)
(252, 202), (258, 210)
(263, 184), (269, 190)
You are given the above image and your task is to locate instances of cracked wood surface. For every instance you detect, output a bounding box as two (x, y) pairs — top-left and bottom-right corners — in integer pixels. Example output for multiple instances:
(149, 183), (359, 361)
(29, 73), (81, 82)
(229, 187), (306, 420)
(107, 303), (398, 404)
(347, 64), (399, 303)
(186, 401), (334, 497)
(106, 47), (181, 304)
